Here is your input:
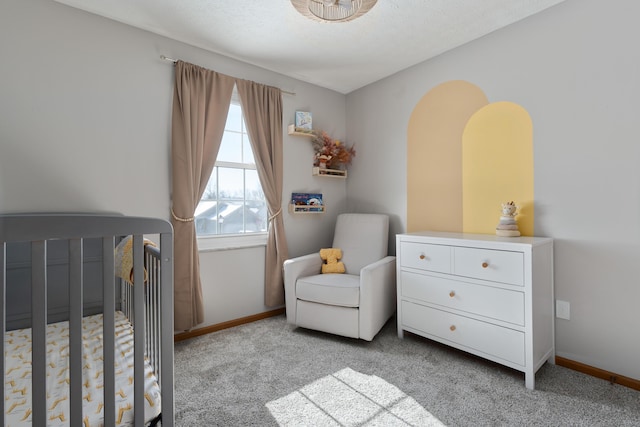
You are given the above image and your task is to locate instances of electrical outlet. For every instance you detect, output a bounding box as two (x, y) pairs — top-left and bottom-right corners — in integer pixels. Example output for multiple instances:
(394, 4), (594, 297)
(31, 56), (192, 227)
(556, 300), (570, 320)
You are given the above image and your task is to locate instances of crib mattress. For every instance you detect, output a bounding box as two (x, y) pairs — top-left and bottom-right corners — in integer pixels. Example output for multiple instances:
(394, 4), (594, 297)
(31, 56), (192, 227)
(4, 311), (161, 426)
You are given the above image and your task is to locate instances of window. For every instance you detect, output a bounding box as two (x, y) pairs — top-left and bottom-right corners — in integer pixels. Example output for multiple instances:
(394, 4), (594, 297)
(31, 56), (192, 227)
(195, 97), (267, 238)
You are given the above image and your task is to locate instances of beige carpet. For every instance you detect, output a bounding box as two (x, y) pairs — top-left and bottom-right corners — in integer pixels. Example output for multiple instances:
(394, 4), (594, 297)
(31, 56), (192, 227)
(266, 367), (445, 426)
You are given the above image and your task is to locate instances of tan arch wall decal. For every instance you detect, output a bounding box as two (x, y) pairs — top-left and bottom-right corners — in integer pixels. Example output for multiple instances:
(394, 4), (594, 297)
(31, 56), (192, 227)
(407, 80), (489, 233)
(462, 101), (534, 236)
(407, 81), (534, 236)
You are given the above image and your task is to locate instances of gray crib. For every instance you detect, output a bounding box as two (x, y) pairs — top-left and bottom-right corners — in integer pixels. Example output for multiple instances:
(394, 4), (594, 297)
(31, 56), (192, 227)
(0, 214), (174, 426)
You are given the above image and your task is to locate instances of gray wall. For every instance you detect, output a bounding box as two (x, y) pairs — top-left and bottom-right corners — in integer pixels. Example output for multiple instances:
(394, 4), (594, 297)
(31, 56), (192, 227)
(0, 0), (347, 328)
(346, 0), (640, 380)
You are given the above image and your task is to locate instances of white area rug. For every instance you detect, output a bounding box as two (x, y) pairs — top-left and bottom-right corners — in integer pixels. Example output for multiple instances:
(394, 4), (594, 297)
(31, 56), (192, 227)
(266, 367), (445, 426)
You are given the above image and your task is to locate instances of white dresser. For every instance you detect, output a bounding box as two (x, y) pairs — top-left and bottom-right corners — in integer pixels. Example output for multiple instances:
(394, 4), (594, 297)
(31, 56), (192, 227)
(396, 231), (554, 389)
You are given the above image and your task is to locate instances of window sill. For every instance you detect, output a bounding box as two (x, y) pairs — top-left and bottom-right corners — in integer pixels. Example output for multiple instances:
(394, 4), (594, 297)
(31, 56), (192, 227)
(197, 233), (268, 252)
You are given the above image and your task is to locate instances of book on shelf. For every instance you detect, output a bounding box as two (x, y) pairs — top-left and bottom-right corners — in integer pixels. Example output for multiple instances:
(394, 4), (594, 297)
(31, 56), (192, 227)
(290, 192), (324, 213)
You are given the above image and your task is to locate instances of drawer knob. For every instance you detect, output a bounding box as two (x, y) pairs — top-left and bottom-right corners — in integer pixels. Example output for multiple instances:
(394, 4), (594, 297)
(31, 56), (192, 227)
(419, 254), (426, 260)
(449, 291), (455, 298)
(449, 325), (456, 332)
(482, 262), (489, 268)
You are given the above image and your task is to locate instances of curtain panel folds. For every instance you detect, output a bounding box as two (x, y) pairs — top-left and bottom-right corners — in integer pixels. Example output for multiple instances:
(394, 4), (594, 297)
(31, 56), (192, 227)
(171, 61), (235, 331)
(235, 79), (289, 306)
(171, 61), (289, 329)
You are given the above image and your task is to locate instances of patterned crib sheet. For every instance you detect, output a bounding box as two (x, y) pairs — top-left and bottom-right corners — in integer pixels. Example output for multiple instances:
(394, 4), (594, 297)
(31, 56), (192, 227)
(4, 311), (161, 426)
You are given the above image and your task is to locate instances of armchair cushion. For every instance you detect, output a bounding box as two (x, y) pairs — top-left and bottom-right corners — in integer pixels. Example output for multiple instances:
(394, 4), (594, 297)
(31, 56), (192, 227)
(332, 214), (389, 274)
(296, 273), (360, 307)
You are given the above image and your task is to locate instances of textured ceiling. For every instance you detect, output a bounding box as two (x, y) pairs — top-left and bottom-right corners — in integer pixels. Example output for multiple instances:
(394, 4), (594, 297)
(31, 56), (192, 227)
(54, 0), (566, 94)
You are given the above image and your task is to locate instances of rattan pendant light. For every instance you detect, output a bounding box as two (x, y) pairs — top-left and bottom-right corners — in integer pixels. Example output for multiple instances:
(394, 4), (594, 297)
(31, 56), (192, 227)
(291, 0), (377, 23)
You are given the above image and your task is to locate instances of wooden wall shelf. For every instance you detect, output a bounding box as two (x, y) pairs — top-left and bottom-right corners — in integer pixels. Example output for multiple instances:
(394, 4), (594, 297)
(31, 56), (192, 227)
(288, 124), (316, 137)
(289, 204), (325, 214)
(312, 167), (347, 178)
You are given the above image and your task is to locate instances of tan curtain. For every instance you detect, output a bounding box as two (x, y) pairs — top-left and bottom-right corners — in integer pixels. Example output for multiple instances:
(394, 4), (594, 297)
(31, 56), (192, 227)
(235, 79), (289, 306)
(171, 61), (235, 330)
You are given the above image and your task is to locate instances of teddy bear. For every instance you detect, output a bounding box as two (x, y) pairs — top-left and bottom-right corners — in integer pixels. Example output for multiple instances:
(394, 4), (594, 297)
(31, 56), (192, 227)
(319, 248), (345, 274)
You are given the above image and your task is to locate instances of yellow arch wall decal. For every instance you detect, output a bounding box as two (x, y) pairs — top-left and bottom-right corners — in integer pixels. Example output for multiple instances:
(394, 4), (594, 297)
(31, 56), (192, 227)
(462, 101), (534, 236)
(407, 81), (535, 236)
(407, 80), (489, 233)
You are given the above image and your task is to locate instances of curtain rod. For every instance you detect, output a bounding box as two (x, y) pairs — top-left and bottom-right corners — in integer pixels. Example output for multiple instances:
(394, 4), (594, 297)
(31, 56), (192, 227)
(160, 55), (296, 96)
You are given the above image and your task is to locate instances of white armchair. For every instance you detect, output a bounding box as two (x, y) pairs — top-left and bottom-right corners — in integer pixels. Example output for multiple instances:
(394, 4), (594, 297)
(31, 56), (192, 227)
(283, 213), (396, 341)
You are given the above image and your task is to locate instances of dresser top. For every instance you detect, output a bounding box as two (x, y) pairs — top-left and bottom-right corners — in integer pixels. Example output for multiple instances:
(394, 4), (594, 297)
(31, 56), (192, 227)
(397, 230), (552, 248)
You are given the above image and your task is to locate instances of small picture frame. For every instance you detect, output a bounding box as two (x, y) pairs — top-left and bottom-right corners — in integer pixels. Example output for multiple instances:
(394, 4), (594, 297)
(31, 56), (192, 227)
(295, 111), (312, 130)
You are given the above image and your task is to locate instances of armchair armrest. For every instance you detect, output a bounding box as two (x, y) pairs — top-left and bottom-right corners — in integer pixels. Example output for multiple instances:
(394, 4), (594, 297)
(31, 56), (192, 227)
(359, 256), (396, 341)
(283, 253), (323, 324)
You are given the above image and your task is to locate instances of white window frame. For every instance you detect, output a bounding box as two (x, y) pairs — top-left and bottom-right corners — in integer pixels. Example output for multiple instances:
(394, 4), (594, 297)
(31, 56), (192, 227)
(196, 90), (268, 251)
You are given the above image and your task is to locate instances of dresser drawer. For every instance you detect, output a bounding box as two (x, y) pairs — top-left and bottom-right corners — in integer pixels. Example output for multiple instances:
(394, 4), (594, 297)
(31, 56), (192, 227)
(400, 242), (451, 273)
(401, 301), (525, 366)
(453, 247), (524, 286)
(400, 271), (524, 325)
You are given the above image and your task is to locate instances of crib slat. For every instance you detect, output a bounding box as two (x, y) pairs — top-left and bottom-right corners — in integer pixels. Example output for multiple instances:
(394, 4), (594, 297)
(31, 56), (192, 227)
(160, 231), (175, 426)
(69, 238), (84, 424)
(151, 253), (159, 379)
(154, 266), (159, 378)
(144, 251), (153, 372)
(153, 254), (159, 376)
(103, 236), (116, 427)
(149, 251), (158, 378)
(133, 235), (145, 426)
(31, 241), (47, 427)
(1, 243), (6, 427)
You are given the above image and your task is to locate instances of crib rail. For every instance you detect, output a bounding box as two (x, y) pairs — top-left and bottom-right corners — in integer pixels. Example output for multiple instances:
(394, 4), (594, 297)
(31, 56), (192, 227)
(0, 214), (174, 427)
